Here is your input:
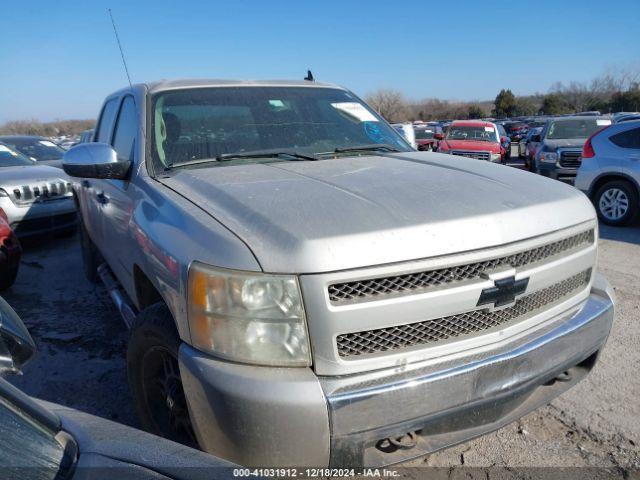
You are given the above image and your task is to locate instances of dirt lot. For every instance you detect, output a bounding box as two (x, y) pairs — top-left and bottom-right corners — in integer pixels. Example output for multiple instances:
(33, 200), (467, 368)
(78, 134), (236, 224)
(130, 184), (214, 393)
(3, 209), (640, 476)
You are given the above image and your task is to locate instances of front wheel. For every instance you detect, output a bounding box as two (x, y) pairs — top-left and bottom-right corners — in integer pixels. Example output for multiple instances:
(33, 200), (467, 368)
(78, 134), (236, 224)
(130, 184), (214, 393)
(127, 302), (198, 449)
(594, 180), (639, 226)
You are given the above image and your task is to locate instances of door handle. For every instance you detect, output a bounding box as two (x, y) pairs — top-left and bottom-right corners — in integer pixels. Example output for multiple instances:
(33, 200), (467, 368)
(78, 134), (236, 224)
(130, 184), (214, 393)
(630, 155), (640, 161)
(96, 192), (109, 205)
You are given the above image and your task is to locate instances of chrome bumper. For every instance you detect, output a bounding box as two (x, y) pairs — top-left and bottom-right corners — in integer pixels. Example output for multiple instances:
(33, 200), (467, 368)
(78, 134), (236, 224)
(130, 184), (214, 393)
(179, 274), (614, 467)
(322, 273), (614, 466)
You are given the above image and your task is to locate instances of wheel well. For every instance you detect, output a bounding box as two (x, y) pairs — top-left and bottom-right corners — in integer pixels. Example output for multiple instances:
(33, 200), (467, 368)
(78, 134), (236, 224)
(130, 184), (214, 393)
(590, 174), (639, 200)
(133, 265), (163, 310)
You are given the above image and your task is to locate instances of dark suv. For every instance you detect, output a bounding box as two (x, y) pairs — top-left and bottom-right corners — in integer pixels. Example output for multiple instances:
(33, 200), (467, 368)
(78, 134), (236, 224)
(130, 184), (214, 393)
(532, 116), (612, 184)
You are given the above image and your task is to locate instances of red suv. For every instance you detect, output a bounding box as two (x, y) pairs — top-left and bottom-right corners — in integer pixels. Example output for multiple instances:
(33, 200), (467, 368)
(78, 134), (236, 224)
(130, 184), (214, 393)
(0, 207), (21, 290)
(438, 121), (503, 162)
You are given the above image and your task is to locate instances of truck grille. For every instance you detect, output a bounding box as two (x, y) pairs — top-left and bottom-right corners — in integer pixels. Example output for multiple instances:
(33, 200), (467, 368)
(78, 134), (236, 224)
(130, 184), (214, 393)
(451, 150), (490, 161)
(328, 229), (594, 304)
(559, 151), (582, 168)
(11, 182), (73, 205)
(336, 269), (591, 357)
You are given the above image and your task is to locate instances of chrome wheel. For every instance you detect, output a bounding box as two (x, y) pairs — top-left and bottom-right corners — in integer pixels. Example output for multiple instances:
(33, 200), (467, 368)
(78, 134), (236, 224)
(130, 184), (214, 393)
(599, 188), (629, 221)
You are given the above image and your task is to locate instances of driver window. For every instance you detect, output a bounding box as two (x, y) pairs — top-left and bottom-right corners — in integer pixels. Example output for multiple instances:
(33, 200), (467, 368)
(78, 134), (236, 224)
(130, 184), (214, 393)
(111, 96), (137, 163)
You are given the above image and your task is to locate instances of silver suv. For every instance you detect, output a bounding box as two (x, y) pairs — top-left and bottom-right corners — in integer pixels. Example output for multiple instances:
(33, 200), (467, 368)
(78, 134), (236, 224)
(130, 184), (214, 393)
(0, 143), (77, 237)
(63, 79), (614, 467)
(575, 120), (640, 226)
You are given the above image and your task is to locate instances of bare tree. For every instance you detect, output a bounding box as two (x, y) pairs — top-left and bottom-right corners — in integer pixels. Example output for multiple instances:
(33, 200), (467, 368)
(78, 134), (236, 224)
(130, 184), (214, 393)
(0, 119), (95, 137)
(364, 89), (409, 123)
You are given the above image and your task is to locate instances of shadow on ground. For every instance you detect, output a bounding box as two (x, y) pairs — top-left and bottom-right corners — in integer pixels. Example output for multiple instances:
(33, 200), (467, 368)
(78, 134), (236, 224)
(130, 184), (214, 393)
(599, 224), (640, 246)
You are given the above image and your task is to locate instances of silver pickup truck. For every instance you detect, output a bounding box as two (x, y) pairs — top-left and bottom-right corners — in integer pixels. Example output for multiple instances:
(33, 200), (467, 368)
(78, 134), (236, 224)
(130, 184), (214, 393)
(63, 79), (615, 468)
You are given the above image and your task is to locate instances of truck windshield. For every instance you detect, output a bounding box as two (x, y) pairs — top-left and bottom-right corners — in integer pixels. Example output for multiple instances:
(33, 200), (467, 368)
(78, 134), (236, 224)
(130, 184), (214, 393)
(152, 87), (411, 168)
(546, 119), (609, 140)
(446, 126), (498, 142)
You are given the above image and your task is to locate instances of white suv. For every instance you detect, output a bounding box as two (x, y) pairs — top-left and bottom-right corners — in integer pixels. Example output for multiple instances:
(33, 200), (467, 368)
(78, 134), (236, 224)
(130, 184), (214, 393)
(575, 120), (640, 226)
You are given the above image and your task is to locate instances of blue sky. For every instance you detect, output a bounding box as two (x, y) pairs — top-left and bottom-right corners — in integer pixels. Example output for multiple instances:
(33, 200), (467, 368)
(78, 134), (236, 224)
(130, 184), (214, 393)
(1, 0), (639, 123)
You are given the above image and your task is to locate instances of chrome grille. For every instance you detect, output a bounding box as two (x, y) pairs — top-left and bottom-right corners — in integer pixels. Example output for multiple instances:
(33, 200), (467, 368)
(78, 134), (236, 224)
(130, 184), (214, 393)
(559, 150), (582, 168)
(11, 181), (72, 205)
(451, 150), (490, 161)
(328, 229), (594, 304)
(336, 269), (591, 357)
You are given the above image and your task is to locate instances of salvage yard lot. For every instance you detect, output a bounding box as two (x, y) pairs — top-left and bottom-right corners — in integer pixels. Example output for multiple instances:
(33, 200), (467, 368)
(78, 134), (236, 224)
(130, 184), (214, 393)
(5, 222), (640, 473)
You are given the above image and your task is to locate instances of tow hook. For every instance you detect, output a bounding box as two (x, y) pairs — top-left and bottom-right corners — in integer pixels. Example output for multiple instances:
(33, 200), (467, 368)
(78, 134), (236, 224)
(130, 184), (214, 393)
(544, 370), (573, 386)
(377, 431), (418, 452)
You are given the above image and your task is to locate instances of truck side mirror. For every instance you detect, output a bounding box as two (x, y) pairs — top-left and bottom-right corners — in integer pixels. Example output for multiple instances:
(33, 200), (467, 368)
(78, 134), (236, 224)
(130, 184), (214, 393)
(500, 136), (508, 143)
(0, 297), (36, 375)
(63, 143), (131, 180)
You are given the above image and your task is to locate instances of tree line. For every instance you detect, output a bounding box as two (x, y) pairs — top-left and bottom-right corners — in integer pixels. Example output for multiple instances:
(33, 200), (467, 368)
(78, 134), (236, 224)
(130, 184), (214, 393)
(366, 66), (640, 122)
(0, 119), (95, 137)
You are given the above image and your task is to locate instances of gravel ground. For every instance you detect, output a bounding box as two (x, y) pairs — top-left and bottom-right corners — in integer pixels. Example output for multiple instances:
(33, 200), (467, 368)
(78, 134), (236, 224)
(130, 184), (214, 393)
(2, 181), (639, 477)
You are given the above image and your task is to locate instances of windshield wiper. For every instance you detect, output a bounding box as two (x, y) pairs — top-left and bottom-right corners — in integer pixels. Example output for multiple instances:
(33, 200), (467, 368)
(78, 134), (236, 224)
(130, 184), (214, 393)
(216, 151), (319, 162)
(333, 144), (401, 154)
(167, 150), (319, 169)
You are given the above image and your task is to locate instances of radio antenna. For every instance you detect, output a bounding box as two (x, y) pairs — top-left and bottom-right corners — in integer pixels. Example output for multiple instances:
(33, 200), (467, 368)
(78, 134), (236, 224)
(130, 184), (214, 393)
(108, 9), (133, 88)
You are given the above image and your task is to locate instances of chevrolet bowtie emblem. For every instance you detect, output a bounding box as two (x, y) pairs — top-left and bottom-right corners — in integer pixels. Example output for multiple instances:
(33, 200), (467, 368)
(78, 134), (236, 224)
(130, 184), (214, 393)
(477, 276), (529, 308)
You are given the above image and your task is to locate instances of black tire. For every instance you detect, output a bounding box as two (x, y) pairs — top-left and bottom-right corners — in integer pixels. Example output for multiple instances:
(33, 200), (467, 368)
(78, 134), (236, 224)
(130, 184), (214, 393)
(0, 264), (19, 291)
(594, 180), (639, 227)
(79, 219), (101, 283)
(127, 302), (198, 449)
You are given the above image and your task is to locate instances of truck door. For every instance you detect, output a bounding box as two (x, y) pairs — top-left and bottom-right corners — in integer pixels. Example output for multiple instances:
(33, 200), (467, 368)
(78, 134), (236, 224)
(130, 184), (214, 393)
(78, 98), (119, 253)
(98, 95), (138, 293)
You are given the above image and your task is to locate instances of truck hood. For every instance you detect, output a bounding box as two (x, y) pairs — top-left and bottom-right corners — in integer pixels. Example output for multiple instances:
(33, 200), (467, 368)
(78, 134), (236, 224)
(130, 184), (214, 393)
(0, 165), (69, 187)
(161, 152), (595, 273)
(442, 139), (501, 152)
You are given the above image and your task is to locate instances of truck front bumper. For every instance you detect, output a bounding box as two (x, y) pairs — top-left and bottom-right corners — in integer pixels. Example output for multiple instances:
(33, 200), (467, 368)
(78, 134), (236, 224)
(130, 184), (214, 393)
(537, 163), (578, 184)
(179, 274), (614, 467)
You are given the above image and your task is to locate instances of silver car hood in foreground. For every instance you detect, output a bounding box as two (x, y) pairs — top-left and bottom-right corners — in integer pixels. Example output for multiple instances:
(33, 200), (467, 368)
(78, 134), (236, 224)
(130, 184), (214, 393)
(161, 152), (595, 273)
(0, 164), (69, 187)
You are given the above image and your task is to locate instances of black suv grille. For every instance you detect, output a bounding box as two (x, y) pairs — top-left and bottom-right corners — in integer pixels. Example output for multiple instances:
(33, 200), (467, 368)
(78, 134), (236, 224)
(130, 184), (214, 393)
(328, 229), (594, 304)
(559, 151), (582, 168)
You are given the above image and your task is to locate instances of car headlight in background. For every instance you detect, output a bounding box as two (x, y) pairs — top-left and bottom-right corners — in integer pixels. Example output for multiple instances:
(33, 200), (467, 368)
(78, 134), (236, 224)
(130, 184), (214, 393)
(187, 262), (311, 366)
(540, 151), (558, 163)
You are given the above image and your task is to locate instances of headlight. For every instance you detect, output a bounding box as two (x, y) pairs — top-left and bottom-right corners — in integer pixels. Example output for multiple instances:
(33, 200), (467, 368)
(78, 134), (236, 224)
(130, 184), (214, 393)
(490, 153), (501, 162)
(540, 151), (558, 163)
(187, 262), (311, 366)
